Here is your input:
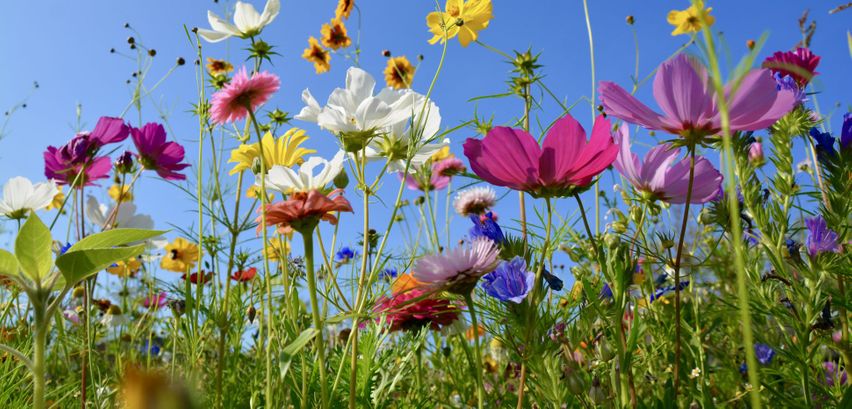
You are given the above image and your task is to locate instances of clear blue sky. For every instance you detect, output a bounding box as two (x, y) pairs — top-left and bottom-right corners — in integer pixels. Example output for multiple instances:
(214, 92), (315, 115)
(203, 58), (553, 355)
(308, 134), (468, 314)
(0, 1), (849, 282)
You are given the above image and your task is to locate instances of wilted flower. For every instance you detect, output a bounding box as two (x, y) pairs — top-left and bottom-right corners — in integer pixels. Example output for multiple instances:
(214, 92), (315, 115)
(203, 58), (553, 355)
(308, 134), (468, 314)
(302, 37), (331, 74)
(160, 238), (200, 273)
(613, 126), (722, 204)
(197, 0), (281, 42)
(464, 114), (617, 198)
(0, 177), (59, 219)
(260, 189), (353, 234)
(426, 0), (493, 47)
(453, 186), (496, 216)
(469, 212), (504, 243)
(763, 48), (820, 88)
(412, 237), (500, 294)
(130, 123), (190, 180)
(229, 128), (315, 175)
(481, 257), (535, 303)
(666, 1), (714, 36)
(805, 216), (840, 257)
(210, 67), (280, 124)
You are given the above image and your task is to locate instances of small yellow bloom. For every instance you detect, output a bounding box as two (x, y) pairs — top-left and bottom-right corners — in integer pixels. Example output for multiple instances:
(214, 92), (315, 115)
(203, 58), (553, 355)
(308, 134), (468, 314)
(160, 238), (199, 273)
(426, 0), (493, 47)
(667, 1), (715, 36)
(46, 186), (65, 210)
(321, 18), (352, 50)
(264, 236), (291, 262)
(302, 36), (331, 74)
(108, 184), (133, 203)
(107, 258), (142, 277)
(431, 146), (452, 162)
(206, 57), (234, 76)
(335, 0), (355, 20)
(229, 129), (315, 176)
(384, 56), (416, 89)
(246, 185), (276, 201)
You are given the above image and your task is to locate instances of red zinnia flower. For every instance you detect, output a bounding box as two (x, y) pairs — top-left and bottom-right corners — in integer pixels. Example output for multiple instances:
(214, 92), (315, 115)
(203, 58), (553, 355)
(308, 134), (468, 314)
(259, 189), (353, 234)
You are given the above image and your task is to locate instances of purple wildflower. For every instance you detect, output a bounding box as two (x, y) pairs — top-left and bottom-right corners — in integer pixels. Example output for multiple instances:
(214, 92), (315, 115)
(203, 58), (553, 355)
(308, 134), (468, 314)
(130, 123), (190, 180)
(805, 216), (840, 257)
(481, 257), (535, 303)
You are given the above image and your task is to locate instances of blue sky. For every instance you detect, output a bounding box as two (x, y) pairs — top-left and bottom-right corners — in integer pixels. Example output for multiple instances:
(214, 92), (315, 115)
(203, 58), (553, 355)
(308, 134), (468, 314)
(0, 1), (849, 284)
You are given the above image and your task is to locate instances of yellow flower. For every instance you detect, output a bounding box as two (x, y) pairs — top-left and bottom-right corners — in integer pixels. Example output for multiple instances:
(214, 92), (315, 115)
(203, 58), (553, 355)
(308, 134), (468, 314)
(228, 128), (315, 175)
(246, 185), (276, 201)
(264, 236), (291, 261)
(384, 56), (416, 89)
(320, 18), (352, 50)
(667, 1), (715, 36)
(108, 184), (133, 203)
(302, 36), (331, 74)
(431, 146), (452, 161)
(107, 258), (142, 277)
(160, 238), (199, 273)
(206, 57), (234, 76)
(46, 186), (65, 210)
(426, 0), (493, 47)
(335, 0), (355, 20)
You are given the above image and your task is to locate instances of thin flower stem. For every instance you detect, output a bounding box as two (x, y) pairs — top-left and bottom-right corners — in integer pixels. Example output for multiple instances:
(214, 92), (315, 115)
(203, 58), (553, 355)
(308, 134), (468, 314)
(349, 151), (371, 409)
(671, 145), (697, 402)
(464, 292), (484, 409)
(302, 227), (329, 408)
(32, 307), (47, 409)
(581, 0), (600, 235)
(216, 170), (244, 408)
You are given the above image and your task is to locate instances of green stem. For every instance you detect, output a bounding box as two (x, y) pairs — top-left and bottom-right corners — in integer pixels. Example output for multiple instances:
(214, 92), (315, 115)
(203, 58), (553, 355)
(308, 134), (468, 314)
(302, 227), (329, 408)
(671, 146), (697, 401)
(33, 307), (47, 409)
(465, 293), (484, 409)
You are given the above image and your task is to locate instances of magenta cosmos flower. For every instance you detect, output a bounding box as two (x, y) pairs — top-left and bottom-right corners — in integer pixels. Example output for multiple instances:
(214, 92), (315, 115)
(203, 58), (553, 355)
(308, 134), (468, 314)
(210, 67), (280, 124)
(43, 117), (128, 187)
(599, 54), (797, 140)
(463, 114), (618, 198)
(614, 127), (722, 203)
(131, 123), (190, 180)
(763, 47), (820, 88)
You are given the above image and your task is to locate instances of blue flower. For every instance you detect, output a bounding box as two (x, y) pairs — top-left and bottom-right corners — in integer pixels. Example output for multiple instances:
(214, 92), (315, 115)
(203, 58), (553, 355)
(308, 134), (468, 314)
(754, 343), (775, 365)
(481, 257), (534, 303)
(542, 269), (563, 291)
(469, 212), (504, 243)
(785, 238), (801, 260)
(380, 267), (398, 280)
(841, 112), (852, 151)
(739, 362), (748, 374)
(599, 283), (613, 300)
(335, 246), (356, 263)
(773, 73), (806, 104)
(805, 216), (840, 257)
(139, 339), (161, 357)
(59, 242), (72, 255)
(809, 127), (836, 162)
(649, 281), (690, 303)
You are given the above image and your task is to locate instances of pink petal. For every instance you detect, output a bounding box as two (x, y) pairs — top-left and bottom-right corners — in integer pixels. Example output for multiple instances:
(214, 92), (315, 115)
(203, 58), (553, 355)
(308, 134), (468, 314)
(653, 54), (716, 128)
(726, 69), (796, 131)
(599, 81), (668, 130)
(566, 116), (618, 186)
(540, 114), (585, 186)
(463, 127), (541, 191)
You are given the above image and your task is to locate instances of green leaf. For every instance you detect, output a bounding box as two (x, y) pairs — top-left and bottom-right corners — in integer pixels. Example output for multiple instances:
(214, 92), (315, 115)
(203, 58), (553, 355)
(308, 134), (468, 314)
(282, 328), (318, 357)
(56, 245), (145, 286)
(68, 229), (166, 252)
(0, 249), (18, 277)
(14, 214), (53, 282)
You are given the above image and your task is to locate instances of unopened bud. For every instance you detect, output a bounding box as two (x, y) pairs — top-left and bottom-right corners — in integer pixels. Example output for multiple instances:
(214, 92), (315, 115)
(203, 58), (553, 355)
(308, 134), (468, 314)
(626, 15), (635, 25)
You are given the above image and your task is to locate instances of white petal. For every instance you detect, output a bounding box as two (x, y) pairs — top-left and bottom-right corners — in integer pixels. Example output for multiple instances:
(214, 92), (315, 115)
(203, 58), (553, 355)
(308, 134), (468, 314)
(207, 10), (241, 36)
(345, 67), (376, 105)
(2, 177), (33, 213)
(294, 89), (322, 123)
(197, 28), (233, 43)
(85, 196), (108, 228)
(233, 1), (262, 33)
(259, 0), (281, 27)
(356, 98), (392, 130)
(29, 181), (58, 211)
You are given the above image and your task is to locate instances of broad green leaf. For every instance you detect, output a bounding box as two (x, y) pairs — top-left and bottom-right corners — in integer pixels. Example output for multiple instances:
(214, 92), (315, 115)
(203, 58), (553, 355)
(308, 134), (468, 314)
(56, 245), (145, 285)
(0, 249), (18, 277)
(14, 214), (53, 282)
(68, 228), (166, 252)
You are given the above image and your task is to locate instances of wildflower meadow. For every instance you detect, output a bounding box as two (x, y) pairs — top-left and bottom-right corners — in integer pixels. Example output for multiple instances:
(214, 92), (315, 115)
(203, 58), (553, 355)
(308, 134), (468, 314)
(1, 0), (851, 407)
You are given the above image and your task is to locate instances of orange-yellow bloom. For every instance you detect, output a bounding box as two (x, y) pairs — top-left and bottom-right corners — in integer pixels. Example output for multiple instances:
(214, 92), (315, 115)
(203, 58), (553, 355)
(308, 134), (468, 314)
(206, 57), (234, 76)
(667, 1), (714, 36)
(335, 0), (355, 20)
(302, 37), (331, 74)
(321, 18), (352, 50)
(160, 238), (199, 273)
(384, 56), (416, 89)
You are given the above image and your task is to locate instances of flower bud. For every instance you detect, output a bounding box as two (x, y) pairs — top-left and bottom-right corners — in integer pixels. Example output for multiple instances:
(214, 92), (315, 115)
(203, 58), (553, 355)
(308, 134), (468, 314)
(333, 169), (349, 189)
(748, 142), (764, 166)
(746, 39), (756, 49)
(626, 15), (635, 25)
(115, 151), (135, 174)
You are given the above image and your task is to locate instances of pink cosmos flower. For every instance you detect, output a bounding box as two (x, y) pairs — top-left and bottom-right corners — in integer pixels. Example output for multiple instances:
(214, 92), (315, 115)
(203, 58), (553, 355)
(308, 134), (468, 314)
(412, 237), (500, 295)
(88, 116), (130, 146)
(463, 114), (618, 198)
(142, 292), (169, 309)
(613, 127), (722, 204)
(131, 123), (190, 180)
(210, 67), (280, 124)
(401, 157), (466, 192)
(762, 48), (820, 88)
(599, 54), (797, 139)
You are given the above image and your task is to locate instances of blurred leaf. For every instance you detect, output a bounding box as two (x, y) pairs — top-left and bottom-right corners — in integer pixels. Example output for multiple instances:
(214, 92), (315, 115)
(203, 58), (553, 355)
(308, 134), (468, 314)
(0, 249), (18, 277)
(282, 328), (318, 357)
(68, 228), (166, 252)
(14, 214), (52, 282)
(56, 245), (145, 286)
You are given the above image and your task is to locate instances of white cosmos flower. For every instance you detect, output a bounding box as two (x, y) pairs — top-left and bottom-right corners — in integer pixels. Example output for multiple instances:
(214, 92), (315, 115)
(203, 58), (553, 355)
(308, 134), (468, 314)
(261, 150), (346, 193)
(197, 0), (280, 43)
(86, 196), (154, 230)
(0, 177), (58, 218)
(297, 67), (414, 134)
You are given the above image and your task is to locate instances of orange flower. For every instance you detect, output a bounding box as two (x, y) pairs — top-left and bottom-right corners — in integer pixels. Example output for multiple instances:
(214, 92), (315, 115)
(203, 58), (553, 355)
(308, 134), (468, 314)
(384, 56), (415, 89)
(302, 37), (331, 74)
(206, 57), (234, 76)
(320, 18), (352, 50)
(335, 0), (355, 20)
(260, 189), (353, 234)
(391, 273), (423, 294)
(465, 324), (486, 340)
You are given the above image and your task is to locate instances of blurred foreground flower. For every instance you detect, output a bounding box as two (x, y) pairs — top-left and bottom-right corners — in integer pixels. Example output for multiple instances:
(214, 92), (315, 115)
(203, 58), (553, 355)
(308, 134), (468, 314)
(0, 176), (58, 219)
(373, 288), (460, 332)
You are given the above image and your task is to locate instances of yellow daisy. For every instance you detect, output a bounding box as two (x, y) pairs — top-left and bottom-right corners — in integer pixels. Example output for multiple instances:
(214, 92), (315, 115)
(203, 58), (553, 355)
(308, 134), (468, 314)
(107, 258), (142, 277)
(335, 0), (355, 20)
(206, 57), (234, 76)
(160, 238), (199, 273)
(667, 1), (715, 36)
(426, 0), (493, 47)
(384, 56), (416, 89)
(228, 128), (315, 175)
(109, 184), (133, 203)
(264, 236), (291, 262)
(320, 18), (352, 50)
(302, 37), (331, 74)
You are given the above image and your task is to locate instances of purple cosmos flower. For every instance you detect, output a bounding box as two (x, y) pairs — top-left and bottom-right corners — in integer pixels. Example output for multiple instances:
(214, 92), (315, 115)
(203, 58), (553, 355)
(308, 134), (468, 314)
(481, 257), (535, 303)
(754, 343), (776, 365)
(613, 127), (723, 203)
(805, 216), (840, 257)
(823, 361), (848, 387)
(470, 212), (504, 243)
(87, 116), (130, 147)
(44, 139), (112, 187)
(599, 54), (797, 139)
(130, 123), (190, 180)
